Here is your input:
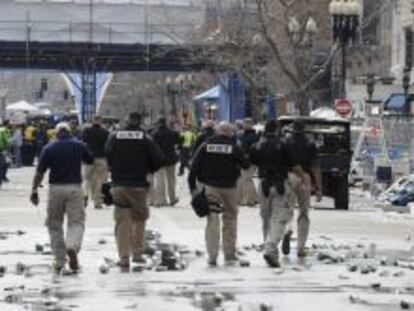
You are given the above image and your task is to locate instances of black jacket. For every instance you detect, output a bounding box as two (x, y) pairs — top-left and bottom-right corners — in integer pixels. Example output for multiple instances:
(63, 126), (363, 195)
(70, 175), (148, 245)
(82, 124), (109, 158)
(152, 125), (180, 166)
(192, 126), (215, 155)
(285, 133), (318, 173)
(239, 128), (259, 154)
(250, 134), (298, 182)
(105, 125), (164, 187)
(188, 135), (250, 190)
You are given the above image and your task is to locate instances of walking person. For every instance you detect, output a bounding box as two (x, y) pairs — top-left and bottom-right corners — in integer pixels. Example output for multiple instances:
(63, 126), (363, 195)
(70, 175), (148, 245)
(35, 121), (49, 158)
(178, 125), (195, 176)
(152, 117), (180, 206)
(82, 115), (110, 209)
(30, 122), (93, 273)
(105, 112), (164, 269)
(188, 122), (249, 266)
(237, 118), (259, 206)
(283, 120), (322, 257)
(192, 120), (215, 154)
(0, 120), (11, 188)
(250, 120), (306, 268)
(11, 124), (23, 168)
(23, 122), (37, 166)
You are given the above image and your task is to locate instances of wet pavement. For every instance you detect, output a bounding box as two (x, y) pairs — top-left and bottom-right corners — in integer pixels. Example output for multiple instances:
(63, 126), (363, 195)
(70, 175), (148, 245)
(1, 167), (414, 310)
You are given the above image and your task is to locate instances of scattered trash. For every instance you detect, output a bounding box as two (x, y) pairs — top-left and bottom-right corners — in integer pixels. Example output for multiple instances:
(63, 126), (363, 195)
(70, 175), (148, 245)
(99, 263), (109, 274)
(370, 282), (381, 290)
(239, 259), (250, 267)
(5, 293), (23, 304)
(15, 262), (27, 275)
(394, 271), (405, 277)
(98, 239), (107, 245)
(195, 250), (204, 257)
(379, 270), (390, 277)
(349, 294), (368, 305)
(35, 244), (44, 253)
(0, 265), (6, 277)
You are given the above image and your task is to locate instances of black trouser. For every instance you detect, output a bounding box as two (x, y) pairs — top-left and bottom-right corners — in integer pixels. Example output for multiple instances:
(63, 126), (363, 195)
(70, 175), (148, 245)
(179, 147), (191, 175)
(22, 143), (35, 166)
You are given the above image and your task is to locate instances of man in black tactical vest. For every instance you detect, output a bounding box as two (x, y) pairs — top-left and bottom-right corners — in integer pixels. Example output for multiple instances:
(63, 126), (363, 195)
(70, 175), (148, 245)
(250, 120), (306, 268)
(284, 120), (322, 258)
(188, 122), (249, 267)
(105, 112), (164, 269)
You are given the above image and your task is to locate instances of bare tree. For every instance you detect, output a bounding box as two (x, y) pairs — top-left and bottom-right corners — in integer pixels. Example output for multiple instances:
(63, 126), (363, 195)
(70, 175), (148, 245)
(196, 0), (338, 117)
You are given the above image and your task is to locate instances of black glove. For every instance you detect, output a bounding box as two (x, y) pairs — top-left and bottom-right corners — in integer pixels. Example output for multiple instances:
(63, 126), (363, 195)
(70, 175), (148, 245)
(30, 192), (39, 206)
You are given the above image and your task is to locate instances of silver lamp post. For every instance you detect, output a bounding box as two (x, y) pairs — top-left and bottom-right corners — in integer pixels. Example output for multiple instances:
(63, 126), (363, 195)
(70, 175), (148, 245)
(329, 0), (363, 99)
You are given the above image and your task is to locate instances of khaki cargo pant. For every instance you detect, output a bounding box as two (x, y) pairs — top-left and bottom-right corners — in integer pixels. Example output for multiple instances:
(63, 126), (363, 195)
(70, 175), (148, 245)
(46, 184), (85, 267)
(258, 181), (295, 257)
(83, 158), (108, 208)
(237, 167), (258, 206)
(288, 172), (312, 251)
(204, 186), (238, 261)
(154, 165), (177, 205)
(111, 187), (149, 261)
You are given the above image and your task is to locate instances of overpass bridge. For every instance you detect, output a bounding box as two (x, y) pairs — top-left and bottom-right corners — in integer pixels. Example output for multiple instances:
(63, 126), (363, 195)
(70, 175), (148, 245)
(0, 0), (212, 121)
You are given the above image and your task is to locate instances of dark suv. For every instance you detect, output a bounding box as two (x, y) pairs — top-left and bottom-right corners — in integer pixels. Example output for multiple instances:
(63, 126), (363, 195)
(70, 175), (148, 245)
(279, 116), (352, 210)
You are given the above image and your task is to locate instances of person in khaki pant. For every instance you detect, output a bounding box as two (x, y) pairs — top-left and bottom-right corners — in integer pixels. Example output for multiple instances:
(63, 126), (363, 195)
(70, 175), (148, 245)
(189, 122), (249, 266)
(250, 120), (307, 268)
(111, 187), (149, 262)
(105, 112), (164, 269)
(83, 158), (108, 208)
(204, 186), (238, 263)
(237, 118), (259, 206)
(30, 122), (93, 273)
(154, 165), (177, 206)
(282, 120), (322, 257)
(152, 117), (180, 206)
(81, 115), (109, 209)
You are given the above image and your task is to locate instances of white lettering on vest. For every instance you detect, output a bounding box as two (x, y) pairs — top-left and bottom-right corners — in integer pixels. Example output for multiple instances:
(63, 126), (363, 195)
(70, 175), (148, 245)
(116, 131), (144, 140)
(206, 144), (233, 154)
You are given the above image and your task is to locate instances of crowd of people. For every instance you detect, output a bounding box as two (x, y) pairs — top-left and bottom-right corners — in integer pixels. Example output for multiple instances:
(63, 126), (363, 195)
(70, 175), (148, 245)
(2, 112), (322, 274)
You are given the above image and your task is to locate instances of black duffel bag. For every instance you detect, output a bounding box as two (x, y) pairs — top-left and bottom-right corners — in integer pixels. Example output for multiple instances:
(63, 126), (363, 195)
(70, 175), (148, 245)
(191, 188), (223, 218)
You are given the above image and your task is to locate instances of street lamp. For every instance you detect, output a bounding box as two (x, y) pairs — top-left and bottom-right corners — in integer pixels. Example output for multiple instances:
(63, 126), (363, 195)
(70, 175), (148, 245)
(288, 16), (318, 46)
(329, 0), (363, 99)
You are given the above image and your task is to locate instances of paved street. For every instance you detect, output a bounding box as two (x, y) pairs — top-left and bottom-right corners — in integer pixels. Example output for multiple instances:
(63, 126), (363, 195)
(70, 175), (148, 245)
(0, 167), (414, 311)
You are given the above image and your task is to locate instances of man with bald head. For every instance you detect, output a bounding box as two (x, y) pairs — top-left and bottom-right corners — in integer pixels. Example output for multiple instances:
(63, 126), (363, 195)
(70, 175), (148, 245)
(188, 122), (249, 266)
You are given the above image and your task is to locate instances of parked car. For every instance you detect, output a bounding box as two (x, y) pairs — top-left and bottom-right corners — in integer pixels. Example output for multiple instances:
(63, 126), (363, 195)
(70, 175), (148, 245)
(377, 175), (414, 207)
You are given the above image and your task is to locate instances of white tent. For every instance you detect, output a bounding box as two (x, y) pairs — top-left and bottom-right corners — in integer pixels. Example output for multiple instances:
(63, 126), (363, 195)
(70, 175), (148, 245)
(6, 101), (39, 113)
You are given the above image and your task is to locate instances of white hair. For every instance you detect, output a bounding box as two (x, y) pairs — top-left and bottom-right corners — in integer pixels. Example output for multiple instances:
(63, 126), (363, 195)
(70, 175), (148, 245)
(216, 122), (234, 137)
(55, 122), (71, 133)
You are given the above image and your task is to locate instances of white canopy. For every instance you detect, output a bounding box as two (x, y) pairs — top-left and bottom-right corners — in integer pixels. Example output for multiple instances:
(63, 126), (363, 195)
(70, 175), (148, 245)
(6, 101), (39, 113)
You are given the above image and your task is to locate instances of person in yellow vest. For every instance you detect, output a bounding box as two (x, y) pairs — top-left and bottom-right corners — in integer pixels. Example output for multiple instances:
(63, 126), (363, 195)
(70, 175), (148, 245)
(23, 122), (37, 166)
(178, 125), (195, 176)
